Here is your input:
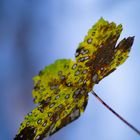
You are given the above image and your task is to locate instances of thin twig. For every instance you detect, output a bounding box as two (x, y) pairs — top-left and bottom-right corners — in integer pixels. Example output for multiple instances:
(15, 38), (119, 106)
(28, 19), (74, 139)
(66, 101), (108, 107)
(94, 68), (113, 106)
(91, 90), (140, 136)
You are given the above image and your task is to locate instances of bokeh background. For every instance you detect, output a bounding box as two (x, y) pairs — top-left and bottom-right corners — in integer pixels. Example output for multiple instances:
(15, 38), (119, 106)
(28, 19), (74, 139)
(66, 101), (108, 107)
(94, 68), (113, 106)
(0, 0), (140, 140)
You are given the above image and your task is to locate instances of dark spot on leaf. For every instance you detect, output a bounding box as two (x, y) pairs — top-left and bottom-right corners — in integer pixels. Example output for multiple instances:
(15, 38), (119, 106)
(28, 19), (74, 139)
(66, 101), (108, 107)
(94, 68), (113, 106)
(58, 71), (62, 76)
(37, 119), (42, 124)
(87, 38), (92, 44)
(65, 94), (70, 99)
(78, 57), (85, 62)
(75, 70), (80, 76)
(14, 126), (36, 140)
(72, 64), (77, 69)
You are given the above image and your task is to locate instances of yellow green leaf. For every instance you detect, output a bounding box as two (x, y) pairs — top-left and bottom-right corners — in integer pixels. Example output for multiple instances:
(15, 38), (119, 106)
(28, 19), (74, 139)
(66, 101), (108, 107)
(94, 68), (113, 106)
(14, 18), (134, 140)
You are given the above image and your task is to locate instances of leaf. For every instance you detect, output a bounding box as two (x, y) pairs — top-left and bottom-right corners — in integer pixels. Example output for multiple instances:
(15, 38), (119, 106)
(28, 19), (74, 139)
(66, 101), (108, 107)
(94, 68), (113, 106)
(14, 18), (134, 140)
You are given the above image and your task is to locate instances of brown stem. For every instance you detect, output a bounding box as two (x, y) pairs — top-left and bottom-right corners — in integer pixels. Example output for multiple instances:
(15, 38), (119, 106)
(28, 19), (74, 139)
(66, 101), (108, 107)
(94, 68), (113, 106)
(91, 90), (140, 136)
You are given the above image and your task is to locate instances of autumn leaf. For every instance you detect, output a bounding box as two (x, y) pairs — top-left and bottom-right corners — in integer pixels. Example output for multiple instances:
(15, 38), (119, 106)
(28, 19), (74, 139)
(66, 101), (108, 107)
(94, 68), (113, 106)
(14, 18), (134, 140)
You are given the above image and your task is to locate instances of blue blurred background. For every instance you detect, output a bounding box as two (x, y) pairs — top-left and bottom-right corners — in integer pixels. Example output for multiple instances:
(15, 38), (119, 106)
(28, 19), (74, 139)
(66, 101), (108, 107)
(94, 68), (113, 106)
(0, 0), (140, 140)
